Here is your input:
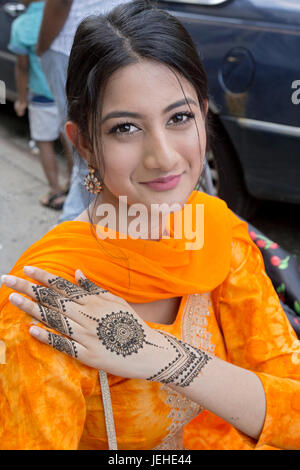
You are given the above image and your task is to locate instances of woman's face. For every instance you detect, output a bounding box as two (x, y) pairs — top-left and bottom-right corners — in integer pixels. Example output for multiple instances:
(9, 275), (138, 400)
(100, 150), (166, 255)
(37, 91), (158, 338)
(80, 60), (207, 213)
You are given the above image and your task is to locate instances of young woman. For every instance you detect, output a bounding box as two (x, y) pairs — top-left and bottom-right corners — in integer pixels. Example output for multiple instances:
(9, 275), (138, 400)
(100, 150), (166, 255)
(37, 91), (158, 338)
(1, 0), (300, 450)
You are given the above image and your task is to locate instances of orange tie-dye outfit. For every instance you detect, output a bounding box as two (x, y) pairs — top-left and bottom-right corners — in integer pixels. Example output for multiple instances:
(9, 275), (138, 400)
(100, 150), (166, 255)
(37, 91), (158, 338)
(0, 191), (300, 450)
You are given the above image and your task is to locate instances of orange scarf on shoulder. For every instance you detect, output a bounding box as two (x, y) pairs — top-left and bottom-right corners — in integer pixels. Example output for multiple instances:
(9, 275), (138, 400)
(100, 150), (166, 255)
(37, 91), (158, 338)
(1, 191), (248, 305)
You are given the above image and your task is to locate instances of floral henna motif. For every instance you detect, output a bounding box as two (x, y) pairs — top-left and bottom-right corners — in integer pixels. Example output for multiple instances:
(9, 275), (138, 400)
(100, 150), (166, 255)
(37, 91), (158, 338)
(147, 332), (212, 387)
(79, 310), (163, 357)
(48, 332), (78, 358)
(38, 304), (73, 336)
(97, 311), (156, 356)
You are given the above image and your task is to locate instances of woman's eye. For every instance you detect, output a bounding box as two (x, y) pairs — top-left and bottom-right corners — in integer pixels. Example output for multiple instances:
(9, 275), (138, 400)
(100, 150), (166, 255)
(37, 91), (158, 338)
(108, 112), (194, 136)
(109, 122), (139, 136)
(169, 112), (194, 126)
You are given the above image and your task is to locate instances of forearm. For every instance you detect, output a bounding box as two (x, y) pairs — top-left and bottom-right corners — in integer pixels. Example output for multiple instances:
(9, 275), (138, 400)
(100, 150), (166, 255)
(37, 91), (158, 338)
(146, 333), (266, 441)
(169, 354), (266, 440)
(36, 0), (73, 55)
(15, 60), (29, 102)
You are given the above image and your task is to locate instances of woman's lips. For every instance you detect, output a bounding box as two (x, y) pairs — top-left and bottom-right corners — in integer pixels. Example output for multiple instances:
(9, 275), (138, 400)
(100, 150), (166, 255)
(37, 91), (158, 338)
(140, 173), (182, 191)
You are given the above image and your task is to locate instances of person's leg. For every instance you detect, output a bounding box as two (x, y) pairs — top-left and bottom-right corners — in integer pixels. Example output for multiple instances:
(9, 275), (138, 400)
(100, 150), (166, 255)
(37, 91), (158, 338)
(28, 100), (65, 209)
(37, 141), (65, 208)
(37, 140), (60, 191)
(40, 49), (94, 221)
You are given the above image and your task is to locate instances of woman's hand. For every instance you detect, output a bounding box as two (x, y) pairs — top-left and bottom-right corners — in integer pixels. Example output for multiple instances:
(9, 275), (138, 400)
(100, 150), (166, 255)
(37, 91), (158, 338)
(2, 267), (211, 386)
(2, 267), (164, 379)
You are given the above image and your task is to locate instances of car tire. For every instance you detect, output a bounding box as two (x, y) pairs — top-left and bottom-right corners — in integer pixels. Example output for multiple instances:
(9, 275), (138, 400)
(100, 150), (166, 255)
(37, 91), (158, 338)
(205, 118), (259, 220)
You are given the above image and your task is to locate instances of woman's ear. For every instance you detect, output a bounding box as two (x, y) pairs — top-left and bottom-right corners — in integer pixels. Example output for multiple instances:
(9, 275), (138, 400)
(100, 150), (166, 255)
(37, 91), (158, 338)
(65, 121), (92, 163)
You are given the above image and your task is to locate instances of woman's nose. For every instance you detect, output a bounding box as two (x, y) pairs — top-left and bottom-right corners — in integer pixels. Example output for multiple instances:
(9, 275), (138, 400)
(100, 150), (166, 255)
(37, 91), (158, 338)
(143, 131), (181, 170)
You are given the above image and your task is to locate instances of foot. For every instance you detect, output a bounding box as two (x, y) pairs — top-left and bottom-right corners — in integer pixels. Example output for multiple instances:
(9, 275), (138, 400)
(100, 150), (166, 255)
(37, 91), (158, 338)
(39, 190), (66, 211)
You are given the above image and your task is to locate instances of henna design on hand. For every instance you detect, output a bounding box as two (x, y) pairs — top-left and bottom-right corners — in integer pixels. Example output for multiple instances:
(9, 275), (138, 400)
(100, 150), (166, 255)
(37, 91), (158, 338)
(147, 332), (212, 387)
(32, 277), (108, 316)
(97, 311), (158, 356)
(48, 276), (107, 300)
(32, 285), (68, 312)
(48, 277), (87, 299)
(79, 309), (163, 357)
(38, 304), (73, 336)
(78, 277), (108, 295)
(48, 332), (78, 358)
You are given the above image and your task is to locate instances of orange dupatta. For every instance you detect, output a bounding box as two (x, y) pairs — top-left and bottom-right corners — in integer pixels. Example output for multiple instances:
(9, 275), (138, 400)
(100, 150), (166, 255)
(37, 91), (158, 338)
(0, 191), (240, 305)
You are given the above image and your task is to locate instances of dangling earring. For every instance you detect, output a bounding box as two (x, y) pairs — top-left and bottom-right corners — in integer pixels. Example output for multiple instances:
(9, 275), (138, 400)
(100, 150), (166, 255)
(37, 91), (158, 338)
(83, 166), (104, 194)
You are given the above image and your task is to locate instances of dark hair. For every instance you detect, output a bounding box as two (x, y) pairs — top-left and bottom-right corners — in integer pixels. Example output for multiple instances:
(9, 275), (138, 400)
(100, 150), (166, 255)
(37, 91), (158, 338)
(66, 0), (211, 289)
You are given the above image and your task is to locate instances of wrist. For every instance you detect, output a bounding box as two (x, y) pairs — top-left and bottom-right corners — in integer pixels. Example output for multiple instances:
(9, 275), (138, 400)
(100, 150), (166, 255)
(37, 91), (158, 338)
(145, 331), (212, 388)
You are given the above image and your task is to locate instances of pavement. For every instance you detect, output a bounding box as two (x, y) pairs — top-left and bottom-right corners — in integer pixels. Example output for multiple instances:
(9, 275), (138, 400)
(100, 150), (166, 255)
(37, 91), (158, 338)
(0, 134), (68, 281)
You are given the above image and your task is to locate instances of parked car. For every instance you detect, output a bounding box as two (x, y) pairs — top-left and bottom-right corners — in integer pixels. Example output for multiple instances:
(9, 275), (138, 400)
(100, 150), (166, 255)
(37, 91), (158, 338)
(1, 0), (300, 218)
(0, 1), (25, 101)
(158, 0), (300, 217)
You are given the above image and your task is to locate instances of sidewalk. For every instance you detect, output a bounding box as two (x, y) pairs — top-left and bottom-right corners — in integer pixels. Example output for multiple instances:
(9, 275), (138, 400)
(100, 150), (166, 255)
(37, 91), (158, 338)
(0, 135), (68, 280)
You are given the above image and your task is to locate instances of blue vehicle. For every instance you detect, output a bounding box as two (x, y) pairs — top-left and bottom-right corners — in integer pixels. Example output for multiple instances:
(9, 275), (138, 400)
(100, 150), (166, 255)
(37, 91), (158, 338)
(158, 0), (300, 217)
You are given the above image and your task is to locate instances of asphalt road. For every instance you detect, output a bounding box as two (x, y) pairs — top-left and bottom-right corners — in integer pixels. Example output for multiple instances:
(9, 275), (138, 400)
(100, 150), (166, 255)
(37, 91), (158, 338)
(0, 102), (299, 280)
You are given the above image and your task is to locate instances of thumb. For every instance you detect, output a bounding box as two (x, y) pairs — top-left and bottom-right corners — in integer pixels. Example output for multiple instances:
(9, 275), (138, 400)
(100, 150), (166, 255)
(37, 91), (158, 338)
(75, 269), (105, 294)
(75, 269), (86, 283)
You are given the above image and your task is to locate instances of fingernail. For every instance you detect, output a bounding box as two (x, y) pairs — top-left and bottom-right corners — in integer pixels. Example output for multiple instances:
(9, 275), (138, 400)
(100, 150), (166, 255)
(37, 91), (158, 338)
(9, 293), (23, 305)
(1, 275), (16, 287)
(23, 266), (34, 275)
(30, 327), (40, 337)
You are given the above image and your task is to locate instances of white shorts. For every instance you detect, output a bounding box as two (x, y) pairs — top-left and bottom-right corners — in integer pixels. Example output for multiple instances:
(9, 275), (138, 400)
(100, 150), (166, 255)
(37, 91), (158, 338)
(28, 100), (61, 142)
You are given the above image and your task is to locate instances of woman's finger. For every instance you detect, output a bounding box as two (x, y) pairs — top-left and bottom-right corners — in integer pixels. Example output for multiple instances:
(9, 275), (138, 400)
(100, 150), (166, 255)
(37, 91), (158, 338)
(75, 269), (128, 306)
(2, 273), (91, 320)
(22, 267), (113, 305)
(30, 327), (87, 360)
(2, 273), (75, 312)
(75, 269), (109, 295)
(9, 292), (86, 335)
(23, 266), (88, 304)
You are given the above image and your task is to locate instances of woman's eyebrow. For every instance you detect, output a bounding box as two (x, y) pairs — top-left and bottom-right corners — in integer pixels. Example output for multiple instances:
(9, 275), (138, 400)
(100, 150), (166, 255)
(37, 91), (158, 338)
(101, 97), (198, 123)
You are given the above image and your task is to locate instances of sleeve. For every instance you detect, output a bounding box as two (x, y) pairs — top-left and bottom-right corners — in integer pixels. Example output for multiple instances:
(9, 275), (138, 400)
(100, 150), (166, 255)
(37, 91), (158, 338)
(8, 18), (29, 55)
(0, 289), (87, 449)
(217, 218), (300, 450)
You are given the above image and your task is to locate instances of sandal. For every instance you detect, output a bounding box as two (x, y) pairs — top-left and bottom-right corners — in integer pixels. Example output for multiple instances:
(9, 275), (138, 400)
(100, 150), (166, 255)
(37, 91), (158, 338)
(39, 191), (66, 211)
